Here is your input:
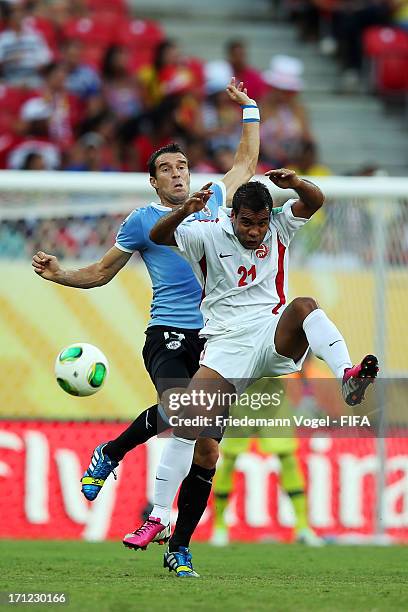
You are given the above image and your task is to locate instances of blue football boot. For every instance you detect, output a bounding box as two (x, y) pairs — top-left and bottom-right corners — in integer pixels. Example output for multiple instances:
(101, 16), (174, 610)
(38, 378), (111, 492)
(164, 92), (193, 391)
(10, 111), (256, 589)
(81, 443), (118, 501)
(163, 546), (200, 578)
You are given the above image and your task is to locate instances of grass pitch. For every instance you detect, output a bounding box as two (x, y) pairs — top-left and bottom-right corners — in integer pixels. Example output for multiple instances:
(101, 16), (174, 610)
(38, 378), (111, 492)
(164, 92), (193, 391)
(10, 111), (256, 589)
(1, 540), (408, 612)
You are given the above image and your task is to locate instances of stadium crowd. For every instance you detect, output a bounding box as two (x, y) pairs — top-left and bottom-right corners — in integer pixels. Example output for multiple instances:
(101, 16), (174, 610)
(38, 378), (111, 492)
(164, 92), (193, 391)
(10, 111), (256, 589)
(0, 0), (326, 173)
(1, 0), (407, 263)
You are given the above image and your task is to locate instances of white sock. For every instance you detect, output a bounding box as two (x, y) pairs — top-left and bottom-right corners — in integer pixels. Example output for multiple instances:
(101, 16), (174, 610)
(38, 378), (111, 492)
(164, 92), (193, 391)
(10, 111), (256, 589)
(151, 436), (195, 526)
(302, 309), (352, 378)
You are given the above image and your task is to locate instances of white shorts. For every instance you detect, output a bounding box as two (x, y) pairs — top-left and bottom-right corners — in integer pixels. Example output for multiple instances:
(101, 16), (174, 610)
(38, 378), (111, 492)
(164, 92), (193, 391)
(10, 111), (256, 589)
(199, 311), (309, 392)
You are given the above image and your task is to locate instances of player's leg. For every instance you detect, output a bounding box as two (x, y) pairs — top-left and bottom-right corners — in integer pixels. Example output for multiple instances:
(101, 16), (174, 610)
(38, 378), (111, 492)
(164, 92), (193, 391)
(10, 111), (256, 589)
(80, 328), (177, 500)
(162, 437), (219, 577)
(274, 297), (378, 405)
(211, 438), (249, 546)
(124, 365), (234, 551)
(81, 327), (208, 503)
(168, 436), (219, 553)
(121, 358), (219, 552)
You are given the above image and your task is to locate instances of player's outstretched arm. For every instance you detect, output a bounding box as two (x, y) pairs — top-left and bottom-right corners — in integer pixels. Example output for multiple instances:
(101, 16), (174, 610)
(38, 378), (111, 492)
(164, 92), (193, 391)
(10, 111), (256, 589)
(32, 246), (132, 288)
(150, 185), (213, 246)
(221, 78), (260, 204)
(266, 168), (324, 219)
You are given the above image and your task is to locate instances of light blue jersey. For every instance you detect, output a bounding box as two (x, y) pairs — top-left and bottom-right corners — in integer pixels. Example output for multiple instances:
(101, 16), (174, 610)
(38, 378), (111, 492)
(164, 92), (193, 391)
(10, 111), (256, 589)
(115, 181), (226, 329)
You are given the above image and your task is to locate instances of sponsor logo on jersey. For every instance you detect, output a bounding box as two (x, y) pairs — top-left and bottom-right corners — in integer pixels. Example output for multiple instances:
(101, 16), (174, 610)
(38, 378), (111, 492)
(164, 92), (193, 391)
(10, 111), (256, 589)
(255, 243), (269, 259)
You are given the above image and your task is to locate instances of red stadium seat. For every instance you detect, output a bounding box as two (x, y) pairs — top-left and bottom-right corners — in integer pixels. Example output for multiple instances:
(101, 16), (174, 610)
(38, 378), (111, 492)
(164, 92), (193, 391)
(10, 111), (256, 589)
(363, 26), (408, 57)
(0, 85), (33, 115)
(363, 27), (408, 95)
(115, 18), (164, 50)
(375, 56), (408, 93)
(86, 0), (129, 15)
(62, 17), (115, 47)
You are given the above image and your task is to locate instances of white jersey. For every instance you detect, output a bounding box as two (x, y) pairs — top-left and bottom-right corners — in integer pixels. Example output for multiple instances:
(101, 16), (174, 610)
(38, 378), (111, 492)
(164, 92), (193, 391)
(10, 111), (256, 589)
(173, 199), (309, 335)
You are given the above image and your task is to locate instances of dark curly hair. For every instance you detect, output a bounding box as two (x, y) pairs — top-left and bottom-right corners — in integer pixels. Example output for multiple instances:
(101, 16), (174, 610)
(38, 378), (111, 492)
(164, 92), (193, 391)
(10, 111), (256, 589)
(232, 181), (273, 215)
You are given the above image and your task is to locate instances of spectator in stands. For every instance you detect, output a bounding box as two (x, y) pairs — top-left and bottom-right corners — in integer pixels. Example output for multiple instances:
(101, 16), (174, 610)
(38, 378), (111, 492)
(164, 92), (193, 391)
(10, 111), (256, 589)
(63, 40), (101, 100)
(202, 60), (242, 154)
(65, 132), (117, 172)
(0, 0), (52, 87)
(212, 146), (235, 174)
(289, 140), (332, 176)
(392, 0), (408, 29)
(185, 138), (216, 173)
(329, 1), (391, 90)
(7, 97), (61, 170)
(102, 45), (143, 120)
(260, 55), (312, 167)
(40, 62), (81, 149)
(22, 151), (47, 170)
(137, 39), (198, 109)
(285, 0), (319, 41)
(225, 39), (267, 100)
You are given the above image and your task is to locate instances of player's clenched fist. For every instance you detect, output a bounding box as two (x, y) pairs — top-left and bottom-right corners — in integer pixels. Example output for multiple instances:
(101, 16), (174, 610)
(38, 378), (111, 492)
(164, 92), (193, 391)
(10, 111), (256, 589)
(32, 251), (61, 281)
(265, 169), (301, 190)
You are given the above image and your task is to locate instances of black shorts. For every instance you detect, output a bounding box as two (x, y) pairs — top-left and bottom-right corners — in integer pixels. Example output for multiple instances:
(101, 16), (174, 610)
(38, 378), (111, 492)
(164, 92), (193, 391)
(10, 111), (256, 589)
(143, 325), (205, 396)
(142, 325), (224, 442)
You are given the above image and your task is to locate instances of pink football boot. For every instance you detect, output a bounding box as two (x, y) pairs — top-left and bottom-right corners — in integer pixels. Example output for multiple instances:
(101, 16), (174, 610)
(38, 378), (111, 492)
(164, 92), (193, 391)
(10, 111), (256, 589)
(342, 355), (379, 406)
(123, 516), (170, 551)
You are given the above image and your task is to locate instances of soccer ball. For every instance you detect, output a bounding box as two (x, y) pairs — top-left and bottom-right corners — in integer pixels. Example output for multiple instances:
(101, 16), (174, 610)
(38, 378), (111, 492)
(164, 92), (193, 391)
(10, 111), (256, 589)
(55, 343), (109, 397)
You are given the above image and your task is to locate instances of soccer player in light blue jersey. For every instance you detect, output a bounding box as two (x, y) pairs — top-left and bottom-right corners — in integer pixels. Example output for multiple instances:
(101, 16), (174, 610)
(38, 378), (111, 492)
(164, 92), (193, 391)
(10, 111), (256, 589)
(32, 78), (260, 577)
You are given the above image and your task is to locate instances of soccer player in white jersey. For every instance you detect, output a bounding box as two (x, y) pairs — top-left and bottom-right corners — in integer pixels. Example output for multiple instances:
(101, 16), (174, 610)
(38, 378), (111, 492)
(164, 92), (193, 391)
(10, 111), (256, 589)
(125, 169), (378, 550)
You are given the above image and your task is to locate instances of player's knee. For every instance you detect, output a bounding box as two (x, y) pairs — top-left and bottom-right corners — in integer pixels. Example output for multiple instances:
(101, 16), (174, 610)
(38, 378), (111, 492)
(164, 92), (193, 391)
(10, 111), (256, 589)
(193, 438), (219, 469)
(291, 296), (319, 318)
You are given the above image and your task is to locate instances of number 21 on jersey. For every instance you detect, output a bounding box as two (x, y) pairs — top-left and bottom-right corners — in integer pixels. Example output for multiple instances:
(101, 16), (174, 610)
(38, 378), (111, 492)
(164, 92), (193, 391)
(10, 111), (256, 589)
(237, 264), (256, 287)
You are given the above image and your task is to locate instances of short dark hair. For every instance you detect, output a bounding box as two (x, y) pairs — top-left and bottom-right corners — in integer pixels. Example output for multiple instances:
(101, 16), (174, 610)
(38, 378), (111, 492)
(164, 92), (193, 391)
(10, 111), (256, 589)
(226, 39), (245, 54)
(232, 181), (273, 215)
(148, 143), (188, 177)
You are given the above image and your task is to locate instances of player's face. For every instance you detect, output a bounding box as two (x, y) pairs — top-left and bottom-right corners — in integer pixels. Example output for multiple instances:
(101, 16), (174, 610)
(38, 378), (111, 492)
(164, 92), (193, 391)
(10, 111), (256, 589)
(150, 153), (191, 206)
(232, 206), (270, 250)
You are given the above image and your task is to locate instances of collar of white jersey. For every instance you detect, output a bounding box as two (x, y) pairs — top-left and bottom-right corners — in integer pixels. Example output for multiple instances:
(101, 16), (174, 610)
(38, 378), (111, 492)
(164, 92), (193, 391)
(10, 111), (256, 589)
(219, 207), (272, 240)
(150, 202), (172, 211)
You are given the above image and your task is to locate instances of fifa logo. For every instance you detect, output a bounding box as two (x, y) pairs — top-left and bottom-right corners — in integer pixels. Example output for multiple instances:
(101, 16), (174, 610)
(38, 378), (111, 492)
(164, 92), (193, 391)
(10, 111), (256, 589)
(255, 244), (269, 259)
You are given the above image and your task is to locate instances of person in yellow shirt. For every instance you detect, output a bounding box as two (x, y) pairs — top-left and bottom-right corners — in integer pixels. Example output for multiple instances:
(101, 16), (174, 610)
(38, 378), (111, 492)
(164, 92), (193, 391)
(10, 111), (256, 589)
(392, 0), (408, 28)
(289, 140), (332, 177)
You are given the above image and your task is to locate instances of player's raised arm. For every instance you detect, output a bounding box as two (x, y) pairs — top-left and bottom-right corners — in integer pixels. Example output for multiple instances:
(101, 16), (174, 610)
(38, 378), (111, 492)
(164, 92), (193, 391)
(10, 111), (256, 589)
(31, 245), (132, 288)
(221, 78), (260, 204)
(266, 168), (324, 219)
(149, 184), (213, 246)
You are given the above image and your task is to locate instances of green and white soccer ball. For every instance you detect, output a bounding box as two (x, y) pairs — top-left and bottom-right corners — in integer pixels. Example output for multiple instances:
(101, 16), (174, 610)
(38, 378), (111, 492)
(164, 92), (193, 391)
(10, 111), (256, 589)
(55, 343), (109, 396)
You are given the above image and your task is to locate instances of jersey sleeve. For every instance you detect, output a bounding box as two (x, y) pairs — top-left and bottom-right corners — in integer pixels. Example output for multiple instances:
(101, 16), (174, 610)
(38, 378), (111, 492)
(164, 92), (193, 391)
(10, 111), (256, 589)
(115, 209), (146, 253)
(173, 220), (207, 263)
(270, 198), (309, 247)
(194, 180), (226, 220)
